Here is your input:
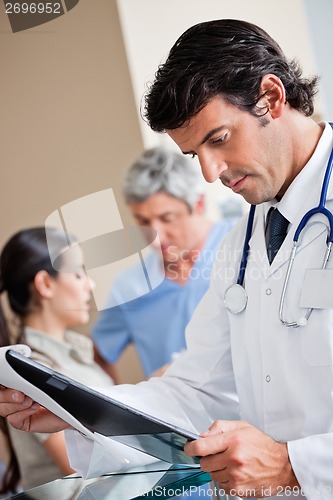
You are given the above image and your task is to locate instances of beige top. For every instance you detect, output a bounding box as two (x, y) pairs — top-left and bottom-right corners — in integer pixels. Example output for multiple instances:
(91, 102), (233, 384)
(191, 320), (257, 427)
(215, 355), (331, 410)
(8, 328), (113, 490)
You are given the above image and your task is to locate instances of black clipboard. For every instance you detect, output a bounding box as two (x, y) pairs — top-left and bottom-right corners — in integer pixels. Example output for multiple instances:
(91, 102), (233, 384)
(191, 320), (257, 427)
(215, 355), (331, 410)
(1, 347), (200, 465)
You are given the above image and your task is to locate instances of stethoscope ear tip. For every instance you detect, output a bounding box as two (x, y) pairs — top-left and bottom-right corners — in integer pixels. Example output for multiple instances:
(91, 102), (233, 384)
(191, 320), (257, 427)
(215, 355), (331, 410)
(297, 317), (307, 327)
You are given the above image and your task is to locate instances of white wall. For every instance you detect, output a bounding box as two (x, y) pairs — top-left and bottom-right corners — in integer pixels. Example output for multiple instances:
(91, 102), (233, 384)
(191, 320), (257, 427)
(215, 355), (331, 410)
(117, 0), (319, 144)
(303, 0), (333, 120)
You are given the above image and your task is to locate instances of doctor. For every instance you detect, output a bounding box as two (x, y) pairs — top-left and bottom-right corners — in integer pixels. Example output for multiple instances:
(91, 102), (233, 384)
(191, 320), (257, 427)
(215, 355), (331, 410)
(1, 19), (333, 499)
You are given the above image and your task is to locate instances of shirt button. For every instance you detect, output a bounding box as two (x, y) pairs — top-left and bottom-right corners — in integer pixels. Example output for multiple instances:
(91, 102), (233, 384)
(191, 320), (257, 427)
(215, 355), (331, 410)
(266, 288), (272, 295)
(266, 375), (271, 382)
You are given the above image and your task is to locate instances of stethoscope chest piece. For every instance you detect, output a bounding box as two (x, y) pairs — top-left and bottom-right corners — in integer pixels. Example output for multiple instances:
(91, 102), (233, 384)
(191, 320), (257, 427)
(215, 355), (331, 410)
(224, 284), (248, 314)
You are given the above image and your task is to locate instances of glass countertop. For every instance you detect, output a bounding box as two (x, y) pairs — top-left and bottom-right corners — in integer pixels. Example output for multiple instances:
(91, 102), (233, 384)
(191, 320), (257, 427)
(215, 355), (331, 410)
(5, 463), (212, 500)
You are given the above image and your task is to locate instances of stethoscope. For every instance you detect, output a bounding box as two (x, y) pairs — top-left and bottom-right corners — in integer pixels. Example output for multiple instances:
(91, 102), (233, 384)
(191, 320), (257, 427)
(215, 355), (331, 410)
(224, 145), (333, 328)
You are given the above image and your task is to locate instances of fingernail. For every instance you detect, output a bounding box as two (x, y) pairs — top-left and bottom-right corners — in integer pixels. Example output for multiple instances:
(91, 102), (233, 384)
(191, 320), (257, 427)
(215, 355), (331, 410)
(22, 397), (31, 407)
(12, 392), (20, 402)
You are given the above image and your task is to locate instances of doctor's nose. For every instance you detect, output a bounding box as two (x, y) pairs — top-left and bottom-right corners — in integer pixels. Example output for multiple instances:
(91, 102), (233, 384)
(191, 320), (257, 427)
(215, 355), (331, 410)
(198, 153), (228, 183)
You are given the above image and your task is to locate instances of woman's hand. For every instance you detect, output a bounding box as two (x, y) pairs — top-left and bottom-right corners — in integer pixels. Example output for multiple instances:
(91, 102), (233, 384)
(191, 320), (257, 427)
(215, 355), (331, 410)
(0, 386), (69, 433)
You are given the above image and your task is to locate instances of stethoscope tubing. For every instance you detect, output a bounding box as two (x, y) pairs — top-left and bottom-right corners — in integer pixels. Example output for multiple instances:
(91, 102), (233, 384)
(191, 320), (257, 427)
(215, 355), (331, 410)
(279, 146), (333, 327)
(237, 204), (256, 286)
(294, 146), (333, 243)
(227, 136), (333, 326)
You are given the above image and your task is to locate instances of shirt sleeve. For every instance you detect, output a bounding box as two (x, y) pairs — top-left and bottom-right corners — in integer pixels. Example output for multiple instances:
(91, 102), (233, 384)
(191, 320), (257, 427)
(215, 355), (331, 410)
(92, 303), (131, 364)
(288, 434), (333, 497)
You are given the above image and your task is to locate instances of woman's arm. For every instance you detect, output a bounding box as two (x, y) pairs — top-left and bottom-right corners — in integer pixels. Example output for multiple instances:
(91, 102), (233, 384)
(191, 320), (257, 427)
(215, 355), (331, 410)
(43, 431), (75, 476)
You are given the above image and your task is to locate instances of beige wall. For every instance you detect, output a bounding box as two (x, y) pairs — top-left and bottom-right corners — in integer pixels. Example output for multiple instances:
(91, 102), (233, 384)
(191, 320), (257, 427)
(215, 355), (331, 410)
(0, 0), (143, 243)
(0, 0), (145, 382)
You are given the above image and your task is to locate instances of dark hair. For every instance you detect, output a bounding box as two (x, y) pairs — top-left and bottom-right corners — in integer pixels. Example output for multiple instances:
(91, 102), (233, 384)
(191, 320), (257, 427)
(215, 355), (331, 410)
(0, 226), (74, 495)
(0, 227), (75, 318)
(0, 417), (20, 495)
(143, 19), (319, 131)
(0, 306), (19, 495)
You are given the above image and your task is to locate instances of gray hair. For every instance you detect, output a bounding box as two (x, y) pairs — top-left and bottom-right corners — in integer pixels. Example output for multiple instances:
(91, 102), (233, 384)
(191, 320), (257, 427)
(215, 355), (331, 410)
(122, 147), (205, 210)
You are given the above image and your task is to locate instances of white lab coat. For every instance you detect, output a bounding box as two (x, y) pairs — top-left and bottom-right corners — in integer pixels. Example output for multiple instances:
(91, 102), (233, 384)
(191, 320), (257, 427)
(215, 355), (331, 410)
(67, 123), (333, 500)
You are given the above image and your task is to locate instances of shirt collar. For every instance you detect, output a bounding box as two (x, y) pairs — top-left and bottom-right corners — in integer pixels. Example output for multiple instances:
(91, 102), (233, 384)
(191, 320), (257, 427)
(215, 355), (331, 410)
(24, 327), (94, 365)
(267, 121), (333, 224)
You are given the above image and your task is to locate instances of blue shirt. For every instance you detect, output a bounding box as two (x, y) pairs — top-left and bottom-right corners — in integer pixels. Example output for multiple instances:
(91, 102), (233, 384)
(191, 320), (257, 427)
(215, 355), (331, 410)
(92, 222), (230, 377)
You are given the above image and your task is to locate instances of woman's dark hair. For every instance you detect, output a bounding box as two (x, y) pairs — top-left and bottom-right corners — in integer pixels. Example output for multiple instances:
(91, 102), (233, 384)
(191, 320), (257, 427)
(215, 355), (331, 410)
(0, 417), (20, 495)
(0, 227), (74, 318)
(143, 19), (319, 131)
(0, 226), (75, 495)
(0, 307), (20, 494)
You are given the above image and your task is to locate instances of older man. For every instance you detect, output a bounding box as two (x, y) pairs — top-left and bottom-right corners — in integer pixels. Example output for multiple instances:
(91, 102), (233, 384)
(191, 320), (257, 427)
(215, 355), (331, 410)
(93, 146), (232, 380)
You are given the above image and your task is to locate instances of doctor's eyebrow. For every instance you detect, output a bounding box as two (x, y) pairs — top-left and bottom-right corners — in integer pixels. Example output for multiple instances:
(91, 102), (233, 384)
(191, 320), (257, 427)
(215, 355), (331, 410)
(182, 125), (226, 155)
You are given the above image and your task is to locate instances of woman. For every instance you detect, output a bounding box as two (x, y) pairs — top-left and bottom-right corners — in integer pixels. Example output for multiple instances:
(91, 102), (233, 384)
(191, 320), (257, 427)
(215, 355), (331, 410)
(0, 227), (113, 492)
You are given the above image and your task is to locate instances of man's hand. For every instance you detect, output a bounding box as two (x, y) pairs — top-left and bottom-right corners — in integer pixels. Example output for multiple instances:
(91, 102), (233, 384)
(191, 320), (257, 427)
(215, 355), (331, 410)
(0, 386), (68, 433)
(184, 420), (300, 498)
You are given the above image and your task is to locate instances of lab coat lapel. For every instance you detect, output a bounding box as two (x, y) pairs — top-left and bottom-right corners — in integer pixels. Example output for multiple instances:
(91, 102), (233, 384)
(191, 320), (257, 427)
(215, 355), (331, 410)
(248, 128), (333, 279)
(285, 166), (333, 267)
(248, 205), (272, 278)
(248, 182), (332, 279)
(247, 205), (292, 279)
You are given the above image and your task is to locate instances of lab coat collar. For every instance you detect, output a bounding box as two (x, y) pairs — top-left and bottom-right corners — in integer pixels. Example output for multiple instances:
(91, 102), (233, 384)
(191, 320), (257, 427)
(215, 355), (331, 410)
(249, 122), (333, 279)
(249, 203), (328, 279)
(279, 121), (333, 224)
(248, 206), (290, 278)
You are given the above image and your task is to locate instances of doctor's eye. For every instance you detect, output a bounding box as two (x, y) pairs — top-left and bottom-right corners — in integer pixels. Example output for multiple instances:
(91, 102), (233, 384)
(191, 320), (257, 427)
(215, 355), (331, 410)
(212, 133), (228, 145)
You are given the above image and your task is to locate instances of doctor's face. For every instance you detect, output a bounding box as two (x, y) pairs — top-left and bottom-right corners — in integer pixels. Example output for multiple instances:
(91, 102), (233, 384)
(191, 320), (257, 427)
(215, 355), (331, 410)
(167, 96), (293, 205)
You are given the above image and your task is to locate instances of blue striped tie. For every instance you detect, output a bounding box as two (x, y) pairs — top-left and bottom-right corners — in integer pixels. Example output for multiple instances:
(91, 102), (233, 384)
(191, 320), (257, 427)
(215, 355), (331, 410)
(265, 208), (289, 264)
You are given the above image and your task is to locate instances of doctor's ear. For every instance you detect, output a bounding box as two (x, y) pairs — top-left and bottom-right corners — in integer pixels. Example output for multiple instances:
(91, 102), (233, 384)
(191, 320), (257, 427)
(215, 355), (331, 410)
(256, 74), (286, 118)
(33, 270), (54, 299)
